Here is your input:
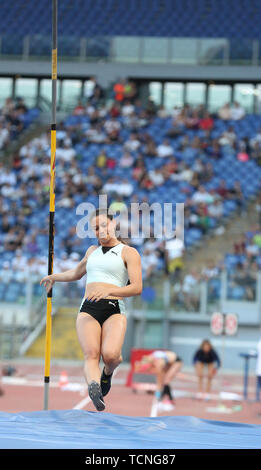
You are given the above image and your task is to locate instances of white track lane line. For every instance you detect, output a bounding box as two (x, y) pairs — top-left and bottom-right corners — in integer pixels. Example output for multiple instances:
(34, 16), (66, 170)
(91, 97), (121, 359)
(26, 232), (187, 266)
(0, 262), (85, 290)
(150, 397), (158, 417)
(73, 395), (92, 410)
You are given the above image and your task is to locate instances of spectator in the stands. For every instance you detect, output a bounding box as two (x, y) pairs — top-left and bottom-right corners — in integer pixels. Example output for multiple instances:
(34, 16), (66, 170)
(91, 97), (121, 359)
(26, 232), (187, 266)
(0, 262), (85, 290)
(56, 139), (76, 162)
(124, 81), (137, 102)
(228, 180), (245, 213)
(109, 101), (121, 119)
(218, 103), (231, 120)
(143, 133), (158, 157)
(109, 194), (128, 214)
(157, 106), (169, 119)
(164, 236), (185, 280)
(165, 119), (183, 139)
(218, 126), (237, 147)
(113, 79), (125, 103)
(119, 151), (135, 168)
(86, 77), (104, 104)
(73, 100), (86, 116)
(184, 110), (200, 130)
(132, 158), (146, 183)
(245, 237), (260, 261)
(250, 126), (261, 150)
(170, 162), (192, 183)
(191, 185), (214, 205)
(148, 167), (165, 187)
(0, 122), (9, 150)
(199, 112), (214, 131)
(141, 249), (159, 280)
(121, 100), (135, 117)
(0, 261), (13, 284)
(229, 261), (256, 300)
(104, 117), (121, 142)
(145, 97), (157, 117)
(124, 133), (141, 152)
(157, 139), (174, 158)
(199, 162), (214, 184)
(86, 123), (107, 144)
(201, 259), (220, 281)
(190, 203), (210, 235)
(117, 178), (134, 197)
(182, 269), (201, 311)
(207, 198), (224, 220)
(233, 234), (247, 255)
(231, 101), (245, 120)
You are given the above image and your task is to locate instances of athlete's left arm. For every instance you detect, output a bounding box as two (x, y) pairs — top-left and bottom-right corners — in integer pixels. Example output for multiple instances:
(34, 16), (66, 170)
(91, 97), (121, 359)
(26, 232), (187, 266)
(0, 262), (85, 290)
(109, 246), (143, 298)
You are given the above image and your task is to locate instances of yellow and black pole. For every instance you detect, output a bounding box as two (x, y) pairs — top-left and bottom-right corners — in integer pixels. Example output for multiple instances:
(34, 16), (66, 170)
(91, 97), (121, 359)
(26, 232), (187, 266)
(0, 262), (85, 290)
(43, 0), (57, 411)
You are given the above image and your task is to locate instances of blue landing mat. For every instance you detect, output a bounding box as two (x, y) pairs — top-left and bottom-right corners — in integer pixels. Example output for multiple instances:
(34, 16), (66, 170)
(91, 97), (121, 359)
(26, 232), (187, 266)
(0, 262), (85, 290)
(0, 410), (260, 449)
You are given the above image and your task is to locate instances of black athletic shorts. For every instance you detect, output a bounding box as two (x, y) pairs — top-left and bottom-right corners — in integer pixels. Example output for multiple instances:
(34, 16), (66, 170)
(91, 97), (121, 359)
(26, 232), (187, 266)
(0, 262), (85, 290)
(78, 298), (125, 327)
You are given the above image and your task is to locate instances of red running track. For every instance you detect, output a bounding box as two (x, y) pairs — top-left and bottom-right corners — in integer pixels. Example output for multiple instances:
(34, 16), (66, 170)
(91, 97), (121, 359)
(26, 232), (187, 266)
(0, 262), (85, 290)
(0, 360), (260, 424)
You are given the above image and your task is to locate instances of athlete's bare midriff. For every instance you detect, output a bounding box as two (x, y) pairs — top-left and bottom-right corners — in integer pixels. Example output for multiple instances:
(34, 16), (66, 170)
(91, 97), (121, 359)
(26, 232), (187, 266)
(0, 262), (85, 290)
(85, 282), (124, 300)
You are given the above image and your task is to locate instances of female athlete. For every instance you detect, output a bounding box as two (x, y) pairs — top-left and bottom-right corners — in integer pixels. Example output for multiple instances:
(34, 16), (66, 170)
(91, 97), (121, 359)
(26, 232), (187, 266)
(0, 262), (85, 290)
(136, 350), (183, 406)
(40, 209), (143, 411)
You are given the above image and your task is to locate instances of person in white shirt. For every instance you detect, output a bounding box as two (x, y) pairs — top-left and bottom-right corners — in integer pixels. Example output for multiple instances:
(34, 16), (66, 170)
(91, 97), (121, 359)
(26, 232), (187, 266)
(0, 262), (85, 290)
(141, 249), (159, 280)
(102, 178), (120, 195)
(207, 199), (224, 219)
(117, 179), (134, 197)
(0, 123), (9, 149)
(245, 239), (259, 259)
(148, 168), (165, 186)
(119, 152), (134, 168)
(182, 270), (201, 311)
(121, 100), (135, 116)
(218, 127), (237, 147)
(124, 133), (141, 152)
(12, 249), (27, 272)
(0, 168), (17, 186)
(165, 237), (184, 279)
(0, 261), (13, 284)
(250, 127), (261, 149)
(171, 163), (194, 182)
(218, 103), (231, 120)
(157, 139), (174, 158)
(104, 118), (121, 140)
(56, 142), (76, 163)
(191, 186), (214, 205)
(230, 101), (245, 120)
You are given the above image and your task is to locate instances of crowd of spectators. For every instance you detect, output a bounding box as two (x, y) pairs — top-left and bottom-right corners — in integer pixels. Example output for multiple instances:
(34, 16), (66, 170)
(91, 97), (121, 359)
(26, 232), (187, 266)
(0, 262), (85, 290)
(171, 223), (261, 311)
(0, 97), (32, 152)
(1, 82), (261, 305)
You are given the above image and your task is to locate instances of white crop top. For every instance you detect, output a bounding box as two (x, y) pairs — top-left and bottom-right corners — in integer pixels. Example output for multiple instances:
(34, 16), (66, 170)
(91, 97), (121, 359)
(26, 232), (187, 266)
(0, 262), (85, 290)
(86, 243), (129, 287)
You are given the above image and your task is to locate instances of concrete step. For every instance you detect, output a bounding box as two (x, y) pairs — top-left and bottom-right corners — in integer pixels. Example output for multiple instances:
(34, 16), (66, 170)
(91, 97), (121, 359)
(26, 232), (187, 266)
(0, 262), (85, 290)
(25, 307), (83, 360)
(184, 200), (258, 271)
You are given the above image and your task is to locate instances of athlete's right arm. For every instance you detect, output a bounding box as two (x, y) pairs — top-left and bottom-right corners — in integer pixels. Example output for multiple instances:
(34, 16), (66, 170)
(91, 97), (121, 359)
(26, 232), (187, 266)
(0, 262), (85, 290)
(40, 246), (96, 293)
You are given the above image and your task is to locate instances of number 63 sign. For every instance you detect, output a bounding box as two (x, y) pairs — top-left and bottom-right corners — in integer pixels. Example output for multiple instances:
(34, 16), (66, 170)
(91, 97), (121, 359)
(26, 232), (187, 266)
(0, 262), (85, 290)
(211, 312), (238, 336)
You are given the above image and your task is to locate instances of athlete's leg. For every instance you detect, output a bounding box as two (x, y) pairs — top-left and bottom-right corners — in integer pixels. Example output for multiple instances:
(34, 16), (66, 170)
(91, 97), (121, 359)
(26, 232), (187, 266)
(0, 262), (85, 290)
(206, 362), (215, 393)
(153, 359), (167, 397)
(101, 313), (127, 375)
(163, 360), (183, 385)
(76, 313), (102, 384)
(195, 361), (204, 394)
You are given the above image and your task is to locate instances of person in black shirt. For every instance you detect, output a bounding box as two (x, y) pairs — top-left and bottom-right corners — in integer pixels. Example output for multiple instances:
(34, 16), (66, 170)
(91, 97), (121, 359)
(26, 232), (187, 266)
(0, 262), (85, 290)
(193, 339), (221, 398)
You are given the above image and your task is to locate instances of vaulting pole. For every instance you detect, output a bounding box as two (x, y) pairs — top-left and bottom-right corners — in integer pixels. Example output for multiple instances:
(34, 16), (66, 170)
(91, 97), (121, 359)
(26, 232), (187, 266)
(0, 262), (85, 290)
(43, 0), (57, 410)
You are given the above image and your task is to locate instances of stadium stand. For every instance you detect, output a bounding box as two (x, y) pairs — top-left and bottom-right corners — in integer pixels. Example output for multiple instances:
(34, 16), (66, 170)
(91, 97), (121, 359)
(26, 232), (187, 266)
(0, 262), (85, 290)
(1, 88), (261, 305)
(1, 1), (261, 40)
